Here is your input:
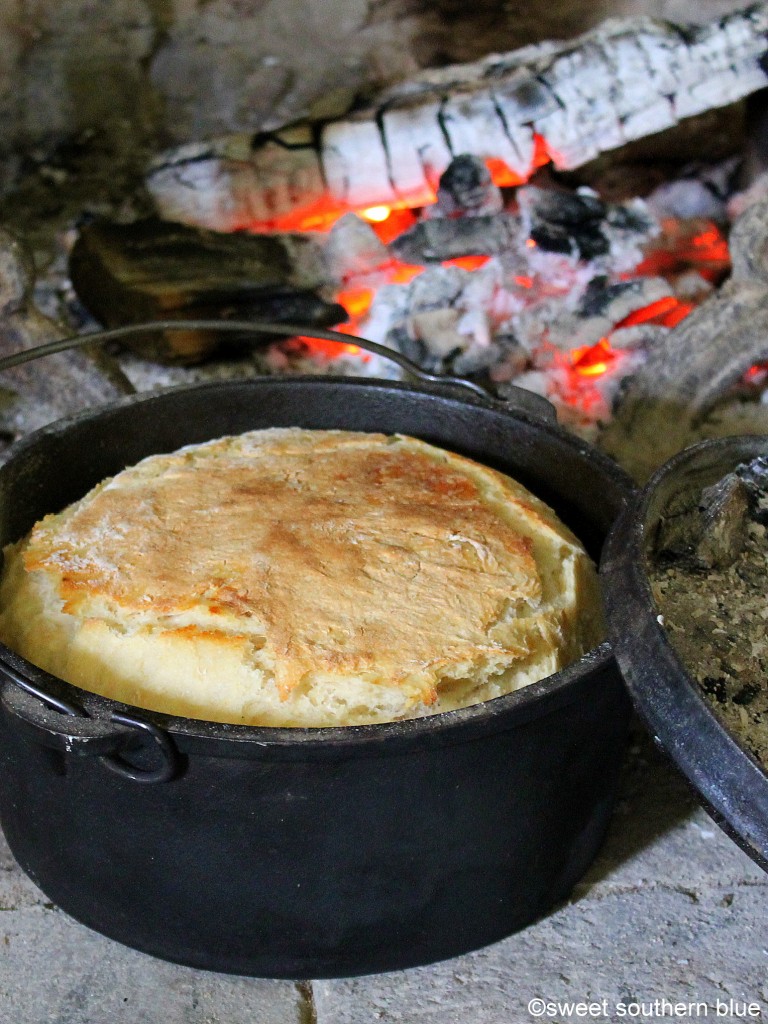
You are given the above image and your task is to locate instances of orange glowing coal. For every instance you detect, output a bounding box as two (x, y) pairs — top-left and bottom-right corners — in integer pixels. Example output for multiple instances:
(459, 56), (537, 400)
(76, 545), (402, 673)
(441, 255), (491, 271)
(631, 219), (730, 285)
(484, 134), (554, 188)
(569, 338), (616, 378)
(336, 286), (375, 320)
(614, 295), (695, 330)
(361, 206), (391, 223)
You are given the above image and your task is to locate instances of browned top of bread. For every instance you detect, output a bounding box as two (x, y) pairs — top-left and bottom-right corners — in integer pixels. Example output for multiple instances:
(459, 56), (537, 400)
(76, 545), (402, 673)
(0, 428), (603, 725)
(22, 429), (563, 702)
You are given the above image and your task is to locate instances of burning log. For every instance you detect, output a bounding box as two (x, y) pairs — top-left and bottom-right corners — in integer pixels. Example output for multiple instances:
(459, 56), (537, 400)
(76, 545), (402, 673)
(601, 198), (768, 481)
(147, 6), (768, 232)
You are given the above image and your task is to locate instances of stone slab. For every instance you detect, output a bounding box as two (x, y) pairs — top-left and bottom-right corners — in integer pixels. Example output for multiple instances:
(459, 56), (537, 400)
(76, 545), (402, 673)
(314, 885), (768, 1024)
(0, 833), (306, 1024)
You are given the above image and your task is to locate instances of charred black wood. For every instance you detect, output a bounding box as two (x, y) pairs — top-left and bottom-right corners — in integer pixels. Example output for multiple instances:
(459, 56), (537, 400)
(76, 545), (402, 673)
(434, 155), (503, 217)
(655, 457), (768, 570)
(520, 187), (609, 259)
(69, 218), (343, 363)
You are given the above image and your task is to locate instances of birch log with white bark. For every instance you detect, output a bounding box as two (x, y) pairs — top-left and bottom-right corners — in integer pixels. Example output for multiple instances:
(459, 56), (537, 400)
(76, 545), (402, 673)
(147, 5), (768, 231)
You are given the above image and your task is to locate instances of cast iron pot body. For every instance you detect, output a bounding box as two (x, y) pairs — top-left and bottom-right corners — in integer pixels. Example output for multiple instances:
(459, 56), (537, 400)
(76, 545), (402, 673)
(0, 375), (633, 977)
(602, 435), (768, 872)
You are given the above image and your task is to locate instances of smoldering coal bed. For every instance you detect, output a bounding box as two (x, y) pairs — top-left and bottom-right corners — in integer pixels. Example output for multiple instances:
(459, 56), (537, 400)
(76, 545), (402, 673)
(4, 3), (768, 489)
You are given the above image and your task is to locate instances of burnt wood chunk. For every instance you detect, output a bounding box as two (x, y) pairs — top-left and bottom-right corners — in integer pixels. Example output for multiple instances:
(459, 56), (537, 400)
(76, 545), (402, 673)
(695, 474), (751, 570)
(389, 213), (517, 263)
(69, 218), (344, 363)
(655, 457), (768, 570)
(435, 156), (503, 217)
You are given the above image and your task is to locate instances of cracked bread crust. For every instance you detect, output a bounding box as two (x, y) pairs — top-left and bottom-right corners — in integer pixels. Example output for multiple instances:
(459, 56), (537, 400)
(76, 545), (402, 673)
(0, 429), (603, 726)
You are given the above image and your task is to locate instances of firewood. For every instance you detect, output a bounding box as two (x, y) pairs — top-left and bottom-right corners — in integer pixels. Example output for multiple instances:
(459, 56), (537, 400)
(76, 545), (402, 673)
(69, 218), (344, 363)
(147, 6), (768, 231)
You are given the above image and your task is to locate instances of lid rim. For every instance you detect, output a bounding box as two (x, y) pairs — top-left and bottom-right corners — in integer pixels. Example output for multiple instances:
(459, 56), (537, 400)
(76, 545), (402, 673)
(601, 436), (768, 872)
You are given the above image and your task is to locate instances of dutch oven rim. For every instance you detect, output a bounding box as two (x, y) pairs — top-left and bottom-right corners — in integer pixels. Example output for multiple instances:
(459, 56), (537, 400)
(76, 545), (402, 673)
(0, 370), (634, 760)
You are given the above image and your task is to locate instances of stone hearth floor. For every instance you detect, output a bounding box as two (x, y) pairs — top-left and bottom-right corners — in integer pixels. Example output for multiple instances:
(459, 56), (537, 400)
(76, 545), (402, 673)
(0, 727), (766, 1024)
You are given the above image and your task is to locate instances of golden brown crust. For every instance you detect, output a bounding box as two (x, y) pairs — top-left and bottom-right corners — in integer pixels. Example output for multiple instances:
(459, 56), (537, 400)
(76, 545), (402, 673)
(0, 429), (603, 726)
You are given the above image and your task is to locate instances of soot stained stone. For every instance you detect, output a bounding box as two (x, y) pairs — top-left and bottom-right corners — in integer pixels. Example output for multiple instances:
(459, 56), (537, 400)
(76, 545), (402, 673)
(69, 217), (344, 363)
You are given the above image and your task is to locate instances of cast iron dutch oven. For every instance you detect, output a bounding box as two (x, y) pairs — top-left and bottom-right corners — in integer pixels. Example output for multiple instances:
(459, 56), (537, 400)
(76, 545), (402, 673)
(602, 435), (768, 874)
(0, 321), (634, 978)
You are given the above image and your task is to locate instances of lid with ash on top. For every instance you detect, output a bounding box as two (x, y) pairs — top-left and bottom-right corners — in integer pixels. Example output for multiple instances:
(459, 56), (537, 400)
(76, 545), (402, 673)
(601, 435), (768, 872)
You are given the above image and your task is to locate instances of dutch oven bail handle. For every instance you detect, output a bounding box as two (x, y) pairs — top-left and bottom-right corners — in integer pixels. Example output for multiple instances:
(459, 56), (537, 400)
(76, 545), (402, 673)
(0, 319), (557, 420)
(0, 319), (555, 784)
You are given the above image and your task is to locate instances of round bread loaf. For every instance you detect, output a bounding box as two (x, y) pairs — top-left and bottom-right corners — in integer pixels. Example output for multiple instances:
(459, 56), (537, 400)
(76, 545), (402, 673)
(0, 428), (603, 727)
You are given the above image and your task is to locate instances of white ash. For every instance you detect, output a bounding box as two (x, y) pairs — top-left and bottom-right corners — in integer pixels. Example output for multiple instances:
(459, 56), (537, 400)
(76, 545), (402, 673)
(645, 179), (728, 223)
(363, 263), (504, 374)
(727, 169), (768, 220)
(351, 189), (669, 432)
(651, 519), (768, 770)
(522, 277), (673, 356)
(674, 270), (714, 302)
(322, 213), (389, 281)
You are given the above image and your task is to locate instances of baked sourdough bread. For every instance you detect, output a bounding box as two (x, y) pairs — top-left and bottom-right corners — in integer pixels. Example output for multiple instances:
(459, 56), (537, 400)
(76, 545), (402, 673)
(0, 428), (603, 727)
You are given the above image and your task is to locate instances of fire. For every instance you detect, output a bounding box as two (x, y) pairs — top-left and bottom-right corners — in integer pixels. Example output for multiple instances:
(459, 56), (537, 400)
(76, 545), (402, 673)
(243, 152), (728, 425)
(614, 296), (694, 330)
(336, 287), (374, 320)
(565, 295), (700, 381)
(290, 334), (363, 358)
(569, 338), (616, 378)
(385, 261), (425, 284)
(441, 255), (491, 271)
(630, 218), (730, 285)
(485, 134), (554, 188)
(361, 206), (392, 223)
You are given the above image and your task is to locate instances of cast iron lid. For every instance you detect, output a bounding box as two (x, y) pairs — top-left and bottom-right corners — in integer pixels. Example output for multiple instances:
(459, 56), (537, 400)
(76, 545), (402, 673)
(601, 435), (768, 872)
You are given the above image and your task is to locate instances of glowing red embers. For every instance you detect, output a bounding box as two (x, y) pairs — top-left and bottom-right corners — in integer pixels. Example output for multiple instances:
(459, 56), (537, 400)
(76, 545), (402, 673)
(484, 133), (553, 189)
(361, 206), (418, 244)
(441, 255), (491, 271)
(336, 287), (375, 320)
(289, 333), (363, 358)
(614, 296), (695, 330)
(244, 195), (349, 233)
(569, 338), (617, 378)
(632, 218), (731, 285)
